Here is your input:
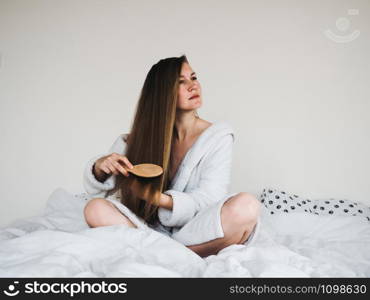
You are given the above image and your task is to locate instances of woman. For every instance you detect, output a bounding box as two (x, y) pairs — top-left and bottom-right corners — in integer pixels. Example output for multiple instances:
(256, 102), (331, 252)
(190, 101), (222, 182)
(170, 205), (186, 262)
(83, 55), (261, 258)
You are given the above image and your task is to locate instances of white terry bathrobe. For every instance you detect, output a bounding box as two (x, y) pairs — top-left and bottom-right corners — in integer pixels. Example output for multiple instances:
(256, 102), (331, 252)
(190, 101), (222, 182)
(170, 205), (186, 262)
(83, 121), (260, 247)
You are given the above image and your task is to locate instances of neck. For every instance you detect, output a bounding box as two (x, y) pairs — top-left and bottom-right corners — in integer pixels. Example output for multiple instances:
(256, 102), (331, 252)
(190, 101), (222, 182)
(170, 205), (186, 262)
(174, 111), (198, 142)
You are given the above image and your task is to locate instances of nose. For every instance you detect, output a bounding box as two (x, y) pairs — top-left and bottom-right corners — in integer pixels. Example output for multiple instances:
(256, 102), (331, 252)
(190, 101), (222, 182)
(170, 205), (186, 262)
(188, 80), (197, 92)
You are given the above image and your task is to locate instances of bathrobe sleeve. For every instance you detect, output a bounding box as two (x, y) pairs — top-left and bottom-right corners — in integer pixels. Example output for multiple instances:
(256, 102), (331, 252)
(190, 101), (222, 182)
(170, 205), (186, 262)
(83, 134), (127, 196)
(157, 133), (234, 227)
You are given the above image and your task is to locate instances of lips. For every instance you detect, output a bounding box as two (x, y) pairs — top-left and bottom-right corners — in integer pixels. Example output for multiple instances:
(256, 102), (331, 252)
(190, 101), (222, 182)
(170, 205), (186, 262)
(189, 94), (199, 100)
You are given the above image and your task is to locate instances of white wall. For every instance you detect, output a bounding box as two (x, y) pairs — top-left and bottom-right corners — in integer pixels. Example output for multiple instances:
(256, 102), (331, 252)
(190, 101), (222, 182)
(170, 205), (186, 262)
(0, 0), (369, 227)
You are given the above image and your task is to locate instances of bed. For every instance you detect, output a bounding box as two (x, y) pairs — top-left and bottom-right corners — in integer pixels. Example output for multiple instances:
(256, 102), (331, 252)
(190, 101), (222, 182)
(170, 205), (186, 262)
(0, 187), (369, 277)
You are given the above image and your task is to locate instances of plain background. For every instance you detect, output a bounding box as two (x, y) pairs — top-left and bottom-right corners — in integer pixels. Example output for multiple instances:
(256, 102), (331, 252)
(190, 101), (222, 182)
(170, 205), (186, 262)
(0, 0), (369, 227)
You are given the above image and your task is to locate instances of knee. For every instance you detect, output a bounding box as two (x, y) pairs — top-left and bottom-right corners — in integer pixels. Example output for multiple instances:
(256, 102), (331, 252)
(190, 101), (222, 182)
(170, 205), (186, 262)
(224, 192), (261, 226)
(84, 197), (111, 227)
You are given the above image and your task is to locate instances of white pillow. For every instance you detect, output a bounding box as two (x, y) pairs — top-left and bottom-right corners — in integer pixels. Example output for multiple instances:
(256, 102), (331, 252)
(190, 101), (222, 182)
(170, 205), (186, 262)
(259, 187), (370, 223)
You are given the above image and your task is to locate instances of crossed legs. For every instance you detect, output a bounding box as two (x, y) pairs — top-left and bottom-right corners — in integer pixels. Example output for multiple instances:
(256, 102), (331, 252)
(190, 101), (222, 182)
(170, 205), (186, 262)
(84, 192), (261, 258)
(186, 193), (261, 257)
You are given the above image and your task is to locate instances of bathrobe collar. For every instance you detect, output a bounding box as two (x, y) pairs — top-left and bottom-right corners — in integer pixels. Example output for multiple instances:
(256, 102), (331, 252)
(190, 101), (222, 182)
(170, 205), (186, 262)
(170, 121), (235, 191)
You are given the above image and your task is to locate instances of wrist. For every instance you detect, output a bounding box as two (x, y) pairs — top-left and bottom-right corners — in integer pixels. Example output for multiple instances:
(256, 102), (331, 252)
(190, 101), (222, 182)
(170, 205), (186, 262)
(93, 163), (109, 182)
(159, 193), (173, 210)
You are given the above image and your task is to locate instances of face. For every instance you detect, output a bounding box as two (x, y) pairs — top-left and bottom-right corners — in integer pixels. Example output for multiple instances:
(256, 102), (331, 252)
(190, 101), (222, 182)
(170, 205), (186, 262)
(177, 62), (202, 111)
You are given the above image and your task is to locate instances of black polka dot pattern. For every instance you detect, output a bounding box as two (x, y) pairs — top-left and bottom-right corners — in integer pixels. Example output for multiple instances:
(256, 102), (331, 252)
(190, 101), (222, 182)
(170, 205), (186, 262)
(259, 188), (370, 223)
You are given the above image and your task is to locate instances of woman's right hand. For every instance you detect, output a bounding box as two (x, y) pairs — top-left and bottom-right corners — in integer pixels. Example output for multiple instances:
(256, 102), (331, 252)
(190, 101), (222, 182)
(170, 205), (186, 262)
(94, 153), (134, 178)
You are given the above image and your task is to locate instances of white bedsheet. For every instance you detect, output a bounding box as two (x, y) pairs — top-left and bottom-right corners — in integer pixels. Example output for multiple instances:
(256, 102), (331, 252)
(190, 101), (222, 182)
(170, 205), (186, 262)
(0, 188), (369, 277)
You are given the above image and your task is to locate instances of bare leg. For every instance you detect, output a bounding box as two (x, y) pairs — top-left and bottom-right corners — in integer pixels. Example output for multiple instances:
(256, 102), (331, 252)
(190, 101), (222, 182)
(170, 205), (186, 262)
(186, 192), (261, 258)
(84, 198), (137, 228)
(84, 195), (260, 258)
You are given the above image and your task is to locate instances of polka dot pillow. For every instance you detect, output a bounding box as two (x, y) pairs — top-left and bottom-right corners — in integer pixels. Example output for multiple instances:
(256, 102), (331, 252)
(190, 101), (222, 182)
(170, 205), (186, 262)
(259, 187), (370, 223)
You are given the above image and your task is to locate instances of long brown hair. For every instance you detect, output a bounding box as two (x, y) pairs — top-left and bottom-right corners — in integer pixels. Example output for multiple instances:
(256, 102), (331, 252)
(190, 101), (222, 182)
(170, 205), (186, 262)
(105, 54), (190, 225)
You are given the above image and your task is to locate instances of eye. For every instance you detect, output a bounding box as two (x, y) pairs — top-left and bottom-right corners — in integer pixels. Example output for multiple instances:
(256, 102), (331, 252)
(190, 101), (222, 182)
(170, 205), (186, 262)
(179, 77), (197, 84)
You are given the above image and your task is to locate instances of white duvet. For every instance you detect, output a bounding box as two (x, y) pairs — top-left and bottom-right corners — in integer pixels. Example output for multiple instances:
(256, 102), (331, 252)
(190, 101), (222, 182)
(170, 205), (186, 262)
(0, 188), (369, 277)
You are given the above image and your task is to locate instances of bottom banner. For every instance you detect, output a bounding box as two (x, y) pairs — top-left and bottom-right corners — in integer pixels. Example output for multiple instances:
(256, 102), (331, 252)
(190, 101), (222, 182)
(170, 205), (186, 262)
(0, 278), (369, 299)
